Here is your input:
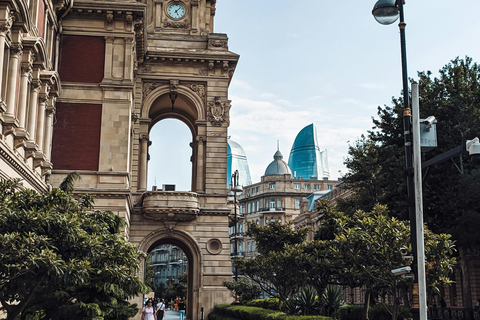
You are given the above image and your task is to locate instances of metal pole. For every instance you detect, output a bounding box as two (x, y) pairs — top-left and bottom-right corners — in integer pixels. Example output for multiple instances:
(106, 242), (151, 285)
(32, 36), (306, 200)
(412, 82), (428, 320)
(234, 188), (238, 281)
(396, 1), (419, 316)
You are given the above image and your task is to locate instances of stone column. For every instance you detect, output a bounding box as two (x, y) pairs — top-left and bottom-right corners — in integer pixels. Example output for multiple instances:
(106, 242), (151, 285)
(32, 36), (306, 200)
(0, 12), (13, 109)
(138, 134), (149, 191)
(124, 37), (133, 82)
(43, 104), (54, 160)
(17, 62), (32, 130)
(191, 0), (199, 32)
(26, 79), (40, 143)
(155, 0), (163, 29)
(196, 135), (206, 192)
(5, 45), (22, 118)
(35, 93), (47, 153)
(104, 36), (114, 80)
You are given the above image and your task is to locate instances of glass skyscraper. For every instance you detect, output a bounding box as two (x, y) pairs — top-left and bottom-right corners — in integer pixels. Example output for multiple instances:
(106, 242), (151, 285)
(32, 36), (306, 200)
(288, 124), (330, 180)
(227, 138), (252, 188)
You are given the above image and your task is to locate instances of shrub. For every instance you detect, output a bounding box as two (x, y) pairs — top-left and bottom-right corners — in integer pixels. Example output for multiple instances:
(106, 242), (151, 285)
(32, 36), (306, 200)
(368, 304), (411, 320)
(338, 305), (364, 320)
(247, 298), (282, 310)
(210, 304), (337, 320)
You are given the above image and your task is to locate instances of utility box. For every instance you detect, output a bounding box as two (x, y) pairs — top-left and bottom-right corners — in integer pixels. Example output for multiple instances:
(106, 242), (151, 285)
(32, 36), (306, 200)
(420, 118), (437, 152)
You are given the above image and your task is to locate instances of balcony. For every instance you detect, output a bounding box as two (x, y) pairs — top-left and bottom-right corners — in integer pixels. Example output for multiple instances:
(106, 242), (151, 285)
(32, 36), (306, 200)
(141, 191), (199, 221)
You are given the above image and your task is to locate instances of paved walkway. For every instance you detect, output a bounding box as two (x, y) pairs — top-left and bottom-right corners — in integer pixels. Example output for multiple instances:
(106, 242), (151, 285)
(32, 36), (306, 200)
(162, 309), (181, 320)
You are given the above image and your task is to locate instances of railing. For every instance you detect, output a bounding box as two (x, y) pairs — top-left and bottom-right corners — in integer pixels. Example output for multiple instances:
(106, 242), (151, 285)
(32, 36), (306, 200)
(428, 308), (480, 320)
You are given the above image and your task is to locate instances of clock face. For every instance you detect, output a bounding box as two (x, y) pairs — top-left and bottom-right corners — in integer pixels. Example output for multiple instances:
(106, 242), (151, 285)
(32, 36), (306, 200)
(168, 3), (185, 19)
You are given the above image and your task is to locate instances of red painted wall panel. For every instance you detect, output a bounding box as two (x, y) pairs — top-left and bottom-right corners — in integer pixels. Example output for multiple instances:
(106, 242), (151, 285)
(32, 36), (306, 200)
(51, 103), (102, 171)
(58, 35), (105, 83)
(37, 0), (45, 38)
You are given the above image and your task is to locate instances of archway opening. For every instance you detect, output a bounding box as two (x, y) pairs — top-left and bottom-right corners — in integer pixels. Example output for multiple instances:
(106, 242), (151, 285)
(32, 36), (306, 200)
(148, 119), (193, 191)
(146, 244), (189, 306)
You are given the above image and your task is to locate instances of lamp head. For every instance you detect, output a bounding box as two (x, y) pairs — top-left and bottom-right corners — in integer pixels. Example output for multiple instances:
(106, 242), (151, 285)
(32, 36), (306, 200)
(372, 0), (399, 25)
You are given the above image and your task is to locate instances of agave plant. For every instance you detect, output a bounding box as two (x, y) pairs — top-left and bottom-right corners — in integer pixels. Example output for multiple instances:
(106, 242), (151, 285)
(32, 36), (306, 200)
(296, 285), (321, 315)
(322, 285), (345, 316)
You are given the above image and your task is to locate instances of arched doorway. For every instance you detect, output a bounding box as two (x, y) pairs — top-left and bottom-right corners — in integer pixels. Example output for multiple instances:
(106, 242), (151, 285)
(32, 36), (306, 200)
(139, 230), (202, 320)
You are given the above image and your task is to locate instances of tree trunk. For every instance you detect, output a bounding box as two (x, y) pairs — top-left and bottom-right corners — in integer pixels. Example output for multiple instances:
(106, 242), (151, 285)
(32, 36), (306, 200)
(459, 246), (472, 309)
(363, 290), (371, 320)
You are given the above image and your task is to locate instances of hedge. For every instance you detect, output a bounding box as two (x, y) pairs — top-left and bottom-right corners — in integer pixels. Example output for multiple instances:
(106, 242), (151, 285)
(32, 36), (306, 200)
(209, 304), (335, 320)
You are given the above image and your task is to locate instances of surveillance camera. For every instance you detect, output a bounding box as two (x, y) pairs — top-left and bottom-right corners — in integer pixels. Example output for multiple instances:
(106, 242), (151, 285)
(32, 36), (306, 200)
(391, 266), (411, 276)
(421, 116), (436, 131)
(399, 247), (408, 256)
(466, 138), (480, 164)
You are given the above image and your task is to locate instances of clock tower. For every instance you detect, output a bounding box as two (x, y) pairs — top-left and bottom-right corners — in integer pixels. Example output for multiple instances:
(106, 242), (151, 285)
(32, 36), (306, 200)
(50, 0), (239, 319)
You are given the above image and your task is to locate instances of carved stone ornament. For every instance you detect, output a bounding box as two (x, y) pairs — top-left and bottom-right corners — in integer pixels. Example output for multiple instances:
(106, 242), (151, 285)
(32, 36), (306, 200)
(190, 84), (206, 99)
(0, 12), (15, 35)
(208, 39), (228, 49)
(164, 21), (188, 29)
(143, 81), (166, 99)
(207, 97), (230, 127)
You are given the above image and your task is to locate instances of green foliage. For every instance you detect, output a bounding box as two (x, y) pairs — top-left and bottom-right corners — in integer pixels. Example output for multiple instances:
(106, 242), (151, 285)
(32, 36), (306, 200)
(294, 286), (320, 316)
(246, 221), (309, 255)
(209, 304), (336, 320)
(247, 298), (282, 311)
(237, 222), (311, 302)
(223, 278), (263, 304)
(0, 177), (148, 320)
(321, 286), (345, 317)
(367, 304), (411, 320)
(338, 305), (364, 320)
(164, 273), (187, 301)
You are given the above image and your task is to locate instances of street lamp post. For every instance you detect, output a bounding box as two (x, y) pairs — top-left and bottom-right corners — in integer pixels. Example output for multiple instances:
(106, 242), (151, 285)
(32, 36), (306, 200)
(229, 170), (243, 281)
(372, 1), (425, 320)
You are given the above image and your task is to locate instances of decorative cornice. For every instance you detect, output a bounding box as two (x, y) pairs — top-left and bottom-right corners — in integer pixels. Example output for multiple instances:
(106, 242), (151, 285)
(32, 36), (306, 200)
(0, 142), (47, 192)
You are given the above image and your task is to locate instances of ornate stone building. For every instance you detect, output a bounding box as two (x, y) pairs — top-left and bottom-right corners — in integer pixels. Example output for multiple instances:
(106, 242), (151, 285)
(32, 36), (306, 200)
(0, 0), (239, 319)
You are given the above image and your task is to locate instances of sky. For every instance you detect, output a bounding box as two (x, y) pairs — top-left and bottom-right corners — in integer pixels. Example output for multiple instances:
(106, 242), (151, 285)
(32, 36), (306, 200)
(148, 0), (480, 191)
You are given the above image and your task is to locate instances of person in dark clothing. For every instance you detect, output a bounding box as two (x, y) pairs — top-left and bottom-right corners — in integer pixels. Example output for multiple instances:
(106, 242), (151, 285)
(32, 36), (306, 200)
(178, 299), (186, 320)
(156, 299), (165, 320)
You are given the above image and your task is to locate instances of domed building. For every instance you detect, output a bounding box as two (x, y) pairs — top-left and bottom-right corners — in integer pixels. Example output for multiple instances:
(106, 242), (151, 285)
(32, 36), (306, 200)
(227, 138), (252, 188)
(234, 147), (338, 258)
(288, 123), (330, 180)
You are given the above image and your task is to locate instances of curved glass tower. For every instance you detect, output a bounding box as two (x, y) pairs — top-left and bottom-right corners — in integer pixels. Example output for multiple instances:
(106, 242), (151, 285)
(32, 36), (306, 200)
(288, 124), (330, 180)
(227, 138), (252, 188)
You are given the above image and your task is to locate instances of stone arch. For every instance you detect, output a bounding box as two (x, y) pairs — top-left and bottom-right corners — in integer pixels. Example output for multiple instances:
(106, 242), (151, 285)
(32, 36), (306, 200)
(139, 228), (203, 320)
(137, 83), (207, 192)
(141, 84), (205, 122)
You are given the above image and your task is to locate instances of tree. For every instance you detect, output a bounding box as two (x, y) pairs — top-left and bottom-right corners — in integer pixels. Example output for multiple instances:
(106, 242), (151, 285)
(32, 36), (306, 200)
(235, 221), (310, 303)
(340, 56), (480, 308)
(315, 200), (455, 320)
(222, 278), (262, 304)
(0, 177), (148, 319)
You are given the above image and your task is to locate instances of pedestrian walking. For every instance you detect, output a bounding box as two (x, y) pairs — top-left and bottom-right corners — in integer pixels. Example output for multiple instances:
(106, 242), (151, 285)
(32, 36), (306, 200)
(156, 298), (166, 320)
(178, 298), (186, 320)
(141, 299), (157, 320)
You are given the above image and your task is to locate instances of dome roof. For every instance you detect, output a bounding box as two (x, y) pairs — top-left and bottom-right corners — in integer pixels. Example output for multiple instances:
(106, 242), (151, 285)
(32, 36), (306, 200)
(264, 150), (292, 176)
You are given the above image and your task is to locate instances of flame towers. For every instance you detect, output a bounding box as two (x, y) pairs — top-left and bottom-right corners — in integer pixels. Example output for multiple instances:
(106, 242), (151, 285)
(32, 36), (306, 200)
(288, 124), (330, 180)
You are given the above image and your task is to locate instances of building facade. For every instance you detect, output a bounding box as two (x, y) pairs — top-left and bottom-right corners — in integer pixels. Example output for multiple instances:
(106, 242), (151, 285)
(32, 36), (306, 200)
(234, 149), (338, 259)
(0, 1), (239, 319)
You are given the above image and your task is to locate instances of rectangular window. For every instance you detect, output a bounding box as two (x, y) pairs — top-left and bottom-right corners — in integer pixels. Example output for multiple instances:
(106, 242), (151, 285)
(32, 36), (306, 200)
(256, 201), (259, 212)
(270, 183), (276, 189)
(277, 199), (281, 209)
(295, 184), (300, 190)
(270, 199), (275, 209)
(328, 185), (333, 190)
(314, 184), (320, 190)
(304, 184), (310, 190)
(256, 187), (259, 193)
(247, 203), (251, 213)
(295, 198), (301, 209)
